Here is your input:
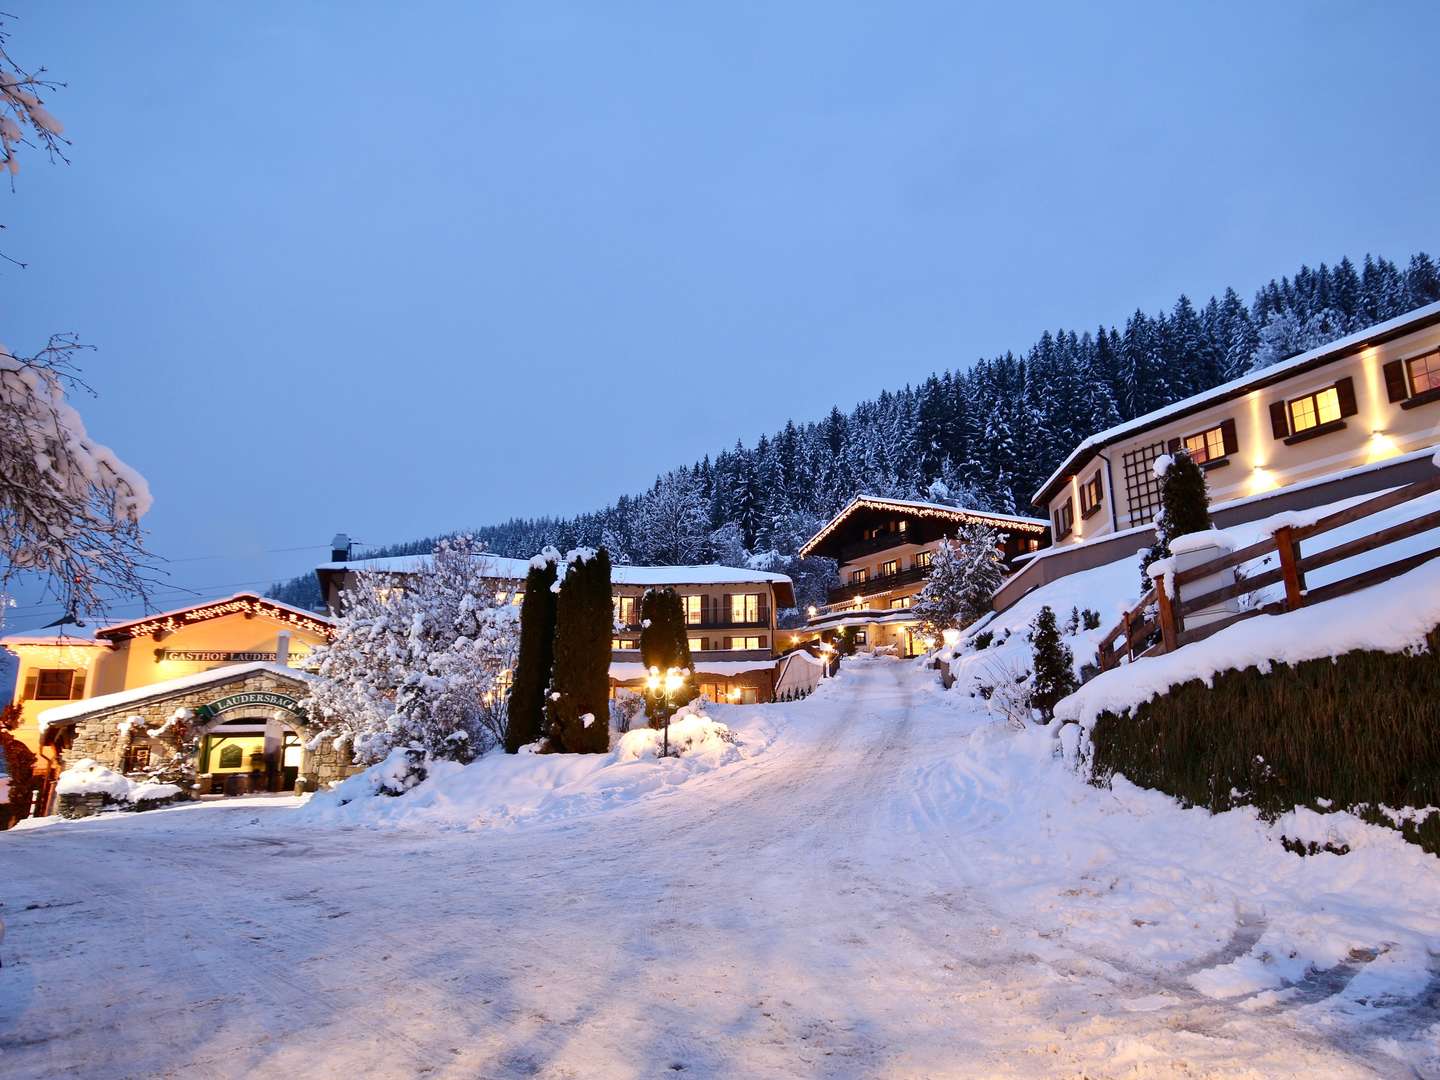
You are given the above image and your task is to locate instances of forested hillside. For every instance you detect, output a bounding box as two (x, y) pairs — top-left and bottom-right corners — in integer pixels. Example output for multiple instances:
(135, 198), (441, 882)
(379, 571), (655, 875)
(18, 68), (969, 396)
(273, 251), (1440, 613)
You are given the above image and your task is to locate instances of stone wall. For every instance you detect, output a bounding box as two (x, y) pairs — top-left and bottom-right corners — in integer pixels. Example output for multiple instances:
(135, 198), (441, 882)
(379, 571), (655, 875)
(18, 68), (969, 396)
(58, 668), (352, 798)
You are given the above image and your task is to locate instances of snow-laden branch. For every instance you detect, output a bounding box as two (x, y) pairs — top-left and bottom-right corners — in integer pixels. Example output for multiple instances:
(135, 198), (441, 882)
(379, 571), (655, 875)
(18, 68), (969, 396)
(0, 336), (155, 616)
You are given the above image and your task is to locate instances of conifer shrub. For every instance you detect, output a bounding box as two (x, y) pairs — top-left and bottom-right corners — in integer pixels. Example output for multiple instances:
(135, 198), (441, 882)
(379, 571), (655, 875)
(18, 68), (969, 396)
(545, 547), (613, 754)
(1029, 605), (1076, 723)
(639, 587), (695, 727)
(1138, 448), (1213, 594)
(505, 554), (559, 753)
(1087, 630), (1440, 855)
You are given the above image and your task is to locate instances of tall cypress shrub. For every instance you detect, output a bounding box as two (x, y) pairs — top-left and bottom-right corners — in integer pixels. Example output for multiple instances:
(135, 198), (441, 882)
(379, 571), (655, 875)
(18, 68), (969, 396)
(546, 547), (613, 754)
(1139, 449), (1213, 593)
(639, 587), (695, 727)
(505, 552), (559, 753)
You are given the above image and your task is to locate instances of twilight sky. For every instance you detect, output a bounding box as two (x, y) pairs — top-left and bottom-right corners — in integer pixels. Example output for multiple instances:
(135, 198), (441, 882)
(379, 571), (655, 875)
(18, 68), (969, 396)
(5, 1), (1438, 629)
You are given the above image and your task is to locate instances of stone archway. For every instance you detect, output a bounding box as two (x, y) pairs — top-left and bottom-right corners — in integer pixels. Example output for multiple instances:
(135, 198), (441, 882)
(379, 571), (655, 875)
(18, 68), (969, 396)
(49, 667), (356, 806)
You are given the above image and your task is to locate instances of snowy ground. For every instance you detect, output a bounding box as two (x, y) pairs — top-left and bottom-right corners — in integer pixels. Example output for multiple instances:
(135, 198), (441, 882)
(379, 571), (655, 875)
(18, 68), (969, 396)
(2, 658), (1438, 1079)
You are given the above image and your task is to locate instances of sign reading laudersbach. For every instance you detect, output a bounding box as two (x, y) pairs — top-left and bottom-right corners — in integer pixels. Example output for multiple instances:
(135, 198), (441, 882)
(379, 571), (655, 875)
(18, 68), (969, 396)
(196, 692), (306, 721)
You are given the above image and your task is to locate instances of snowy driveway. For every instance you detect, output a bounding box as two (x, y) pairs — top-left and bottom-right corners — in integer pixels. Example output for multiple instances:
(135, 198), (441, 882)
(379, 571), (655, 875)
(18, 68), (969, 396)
(2, 660), (1437, 1078)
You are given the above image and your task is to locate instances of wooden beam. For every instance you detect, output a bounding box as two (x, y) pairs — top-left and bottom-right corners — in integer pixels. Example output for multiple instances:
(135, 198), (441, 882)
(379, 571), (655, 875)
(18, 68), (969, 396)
(1292, 471), (1440, 543)
(1298, 507), (1440, 576)
(1274, 525), (1306, 610)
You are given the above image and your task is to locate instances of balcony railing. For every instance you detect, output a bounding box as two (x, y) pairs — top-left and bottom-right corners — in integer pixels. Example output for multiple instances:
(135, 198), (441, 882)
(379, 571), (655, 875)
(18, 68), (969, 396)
(617, 606), (771, 633)
(826, 564), (928, 605)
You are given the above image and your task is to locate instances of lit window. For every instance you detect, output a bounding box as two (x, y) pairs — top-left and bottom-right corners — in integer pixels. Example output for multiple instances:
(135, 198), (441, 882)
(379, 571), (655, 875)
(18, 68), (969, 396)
(889, 596), (911, 610)
(727, 636), (762, 650)
(914, 550), (933, 569)
(853, 631), (867, 645)
(850, 568), (869, 584)
(1079, 471), (1104, 515)
(1289, 387), (1341, 433)
(1408, 351), (1440, 395)
(897, 520), (908, 533)
(495, 591), (508, 605)
(614, 595), (637, 626)
(682, 595), (702, 625)
(611, 638), (638, 651)
(1183, 426), (1225, 464)
(730, 594), (761, 623)
(688, 637), (704, 652)
(880, 559), (899, 577)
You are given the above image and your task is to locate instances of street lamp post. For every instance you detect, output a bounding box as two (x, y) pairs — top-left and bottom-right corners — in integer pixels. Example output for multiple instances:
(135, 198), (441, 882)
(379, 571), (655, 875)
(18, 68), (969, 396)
(644, 665), (688, 757)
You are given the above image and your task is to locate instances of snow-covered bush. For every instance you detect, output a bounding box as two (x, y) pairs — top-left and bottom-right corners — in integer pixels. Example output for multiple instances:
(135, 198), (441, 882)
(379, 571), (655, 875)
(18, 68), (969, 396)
(303, 537), (520, 765)
(56, 759), (182, 812)
(970, 655), (1032, 729)
(610, 688), (645, 734)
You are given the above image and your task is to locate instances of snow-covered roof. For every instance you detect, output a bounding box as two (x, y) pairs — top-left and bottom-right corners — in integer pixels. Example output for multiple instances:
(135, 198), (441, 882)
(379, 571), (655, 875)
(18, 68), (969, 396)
(802, 608), (918, 631)
(97, 593), (333, 642)
(318, 556), (795, 605)
(0, 631), (103, 648)
(609, 660), (776, 681)
(799, 494), (1048, 559)
(38, 662), (317, 729)
(1032, 299), (1440, 507)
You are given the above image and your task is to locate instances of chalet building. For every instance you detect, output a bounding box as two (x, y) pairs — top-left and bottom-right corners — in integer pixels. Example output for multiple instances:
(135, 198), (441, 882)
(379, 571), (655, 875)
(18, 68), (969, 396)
(794, 496), (1050, 655)
(1, 594), (341, 820)
(315, 552), (801, 705)
(1035, 300), (1440, 547)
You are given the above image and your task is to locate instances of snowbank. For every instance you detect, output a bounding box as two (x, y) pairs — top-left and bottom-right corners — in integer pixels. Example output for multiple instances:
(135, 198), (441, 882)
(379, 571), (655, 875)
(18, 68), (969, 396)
(296, 703), (774, 831)
(56, 759), (182, 805)
(1056, 557), (1440, 728)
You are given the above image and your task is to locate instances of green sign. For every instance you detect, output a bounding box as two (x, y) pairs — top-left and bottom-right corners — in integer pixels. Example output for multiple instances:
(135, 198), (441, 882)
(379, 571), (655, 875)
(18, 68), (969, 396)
(195, 691), (306, 722)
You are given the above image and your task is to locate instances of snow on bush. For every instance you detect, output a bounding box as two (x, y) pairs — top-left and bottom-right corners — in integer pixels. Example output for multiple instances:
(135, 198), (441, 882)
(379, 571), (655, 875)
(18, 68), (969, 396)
(296, 702), (776, 831)
(56, 759), (181, 807)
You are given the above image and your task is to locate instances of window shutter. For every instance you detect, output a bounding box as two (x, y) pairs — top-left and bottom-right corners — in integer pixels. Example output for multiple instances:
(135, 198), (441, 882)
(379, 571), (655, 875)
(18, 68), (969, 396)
(22, 674), (37, 700)
(1335, 376), (1358, 418)
(1383, 359), (1409, 403)
(1166, 437), (1181, 454)
(1269, 401), (1290, 439)
(1220, 418), (1239, 456)
(70, 673), (86, 699)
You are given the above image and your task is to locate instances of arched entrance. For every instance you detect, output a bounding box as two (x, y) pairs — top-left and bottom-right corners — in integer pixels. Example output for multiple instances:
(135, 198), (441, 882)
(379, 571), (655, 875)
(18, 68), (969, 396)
(192, 690), (312, 797)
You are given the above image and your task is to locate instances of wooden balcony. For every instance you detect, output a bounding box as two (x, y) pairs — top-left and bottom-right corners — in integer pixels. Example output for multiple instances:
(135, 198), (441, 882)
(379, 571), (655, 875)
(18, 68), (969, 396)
(826, 564), (927, 605)
(617, 607), (771, 634)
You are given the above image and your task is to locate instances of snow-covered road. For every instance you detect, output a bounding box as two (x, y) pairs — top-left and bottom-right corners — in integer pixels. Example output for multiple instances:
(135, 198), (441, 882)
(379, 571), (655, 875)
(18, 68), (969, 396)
(2, 659), (1437, 1078)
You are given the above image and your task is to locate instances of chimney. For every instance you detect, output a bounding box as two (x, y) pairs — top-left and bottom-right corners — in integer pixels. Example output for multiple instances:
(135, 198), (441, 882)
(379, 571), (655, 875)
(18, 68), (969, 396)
(330, 532), (351, 563)
(276, 631), (291, 667)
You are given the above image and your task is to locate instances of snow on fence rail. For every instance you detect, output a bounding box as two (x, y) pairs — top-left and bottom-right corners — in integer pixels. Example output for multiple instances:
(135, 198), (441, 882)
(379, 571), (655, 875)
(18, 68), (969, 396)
(1097, 468), (1440, 672)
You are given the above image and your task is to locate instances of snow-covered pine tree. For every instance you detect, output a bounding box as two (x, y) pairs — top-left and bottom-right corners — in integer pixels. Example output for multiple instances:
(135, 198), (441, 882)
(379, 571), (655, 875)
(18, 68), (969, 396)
(505, 547), (560, 753)
(1137, 448), (1212, 593)
(1028, 605), (1076, 724)
(913, 521), (1005, 638)
(637, 469), (708, 565)
(545, 546), (612, 754)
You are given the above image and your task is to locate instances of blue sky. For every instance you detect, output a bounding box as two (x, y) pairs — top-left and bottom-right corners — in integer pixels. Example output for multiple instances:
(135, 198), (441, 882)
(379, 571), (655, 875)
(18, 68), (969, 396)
(4, 1), (1438, 628)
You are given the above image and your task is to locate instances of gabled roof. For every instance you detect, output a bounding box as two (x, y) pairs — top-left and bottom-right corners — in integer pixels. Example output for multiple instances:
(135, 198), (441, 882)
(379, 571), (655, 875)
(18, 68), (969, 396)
(798, 494), (1049, 559)
(38, 661), (317, 729)
(316, 557), (797, 608)
(1032, 299), (1440, 508)
(96, 593), (334, 642)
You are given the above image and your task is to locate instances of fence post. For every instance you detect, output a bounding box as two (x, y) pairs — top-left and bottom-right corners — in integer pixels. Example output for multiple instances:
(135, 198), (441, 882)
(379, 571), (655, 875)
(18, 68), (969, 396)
(1275, 525), (1306, 610)
(1154, 574), (1179, 654)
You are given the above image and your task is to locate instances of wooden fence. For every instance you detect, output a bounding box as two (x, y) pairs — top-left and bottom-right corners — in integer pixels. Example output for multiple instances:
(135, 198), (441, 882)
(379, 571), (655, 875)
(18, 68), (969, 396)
(1097, 469), (1440, 672)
